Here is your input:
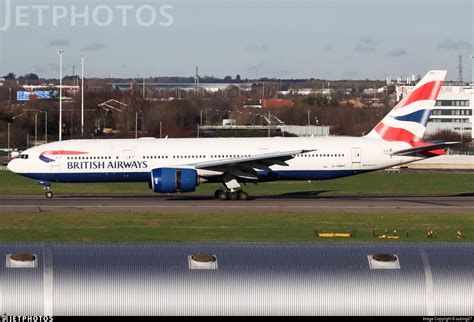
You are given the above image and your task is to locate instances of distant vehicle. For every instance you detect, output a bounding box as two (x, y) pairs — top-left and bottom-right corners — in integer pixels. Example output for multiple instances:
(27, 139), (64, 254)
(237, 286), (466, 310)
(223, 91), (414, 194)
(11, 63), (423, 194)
(8, 71), (457, 200)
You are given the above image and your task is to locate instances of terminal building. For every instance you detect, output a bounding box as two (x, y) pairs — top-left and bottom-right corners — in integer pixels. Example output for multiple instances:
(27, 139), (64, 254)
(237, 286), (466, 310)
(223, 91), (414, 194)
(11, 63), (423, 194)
(396, 82), (473, 139)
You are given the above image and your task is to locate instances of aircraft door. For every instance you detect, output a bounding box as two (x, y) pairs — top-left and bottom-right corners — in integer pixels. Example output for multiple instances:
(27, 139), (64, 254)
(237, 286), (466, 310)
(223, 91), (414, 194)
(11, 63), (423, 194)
(351, 148), (361, 164)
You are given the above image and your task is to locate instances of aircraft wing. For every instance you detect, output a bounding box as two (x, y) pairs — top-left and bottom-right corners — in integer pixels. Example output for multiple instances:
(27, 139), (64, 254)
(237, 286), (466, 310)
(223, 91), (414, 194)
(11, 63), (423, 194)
(194, 149), (315, 180)
(390, 142), (460, 156)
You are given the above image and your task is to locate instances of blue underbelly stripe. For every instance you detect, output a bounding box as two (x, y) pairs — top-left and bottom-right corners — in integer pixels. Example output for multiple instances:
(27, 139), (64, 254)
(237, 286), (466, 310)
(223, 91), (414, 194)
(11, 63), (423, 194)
(20, 170), (371, 183)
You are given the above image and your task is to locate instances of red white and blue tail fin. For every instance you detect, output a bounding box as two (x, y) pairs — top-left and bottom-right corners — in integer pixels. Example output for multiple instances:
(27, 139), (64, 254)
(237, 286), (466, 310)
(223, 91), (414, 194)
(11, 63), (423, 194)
(366, 70), (446, 142)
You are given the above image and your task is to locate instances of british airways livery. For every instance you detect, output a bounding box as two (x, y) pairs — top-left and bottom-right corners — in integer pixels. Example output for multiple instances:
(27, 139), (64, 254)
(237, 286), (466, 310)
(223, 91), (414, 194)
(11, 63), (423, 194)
(8, 70), (457, 200)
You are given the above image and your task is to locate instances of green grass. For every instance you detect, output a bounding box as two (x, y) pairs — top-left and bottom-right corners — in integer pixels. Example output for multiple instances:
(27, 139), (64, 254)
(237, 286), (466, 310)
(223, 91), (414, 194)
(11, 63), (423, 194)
(0, 170), (473, 196)
(0, 212), (471, 243)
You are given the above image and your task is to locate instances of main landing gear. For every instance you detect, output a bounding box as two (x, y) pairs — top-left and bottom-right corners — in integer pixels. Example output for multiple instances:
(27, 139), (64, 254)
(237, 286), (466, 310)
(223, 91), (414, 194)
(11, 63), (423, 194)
(214, 190), (249, 201)
(38, 181), (54, 199)
(214, 174), (251, 201)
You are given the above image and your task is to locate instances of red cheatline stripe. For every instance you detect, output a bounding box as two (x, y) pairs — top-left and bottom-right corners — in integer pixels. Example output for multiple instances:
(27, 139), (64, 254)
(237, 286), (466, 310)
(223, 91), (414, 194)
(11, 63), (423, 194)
(395, 81), (443, 109)
(41, 151), (89, 156)
(375, 123), (421, 142)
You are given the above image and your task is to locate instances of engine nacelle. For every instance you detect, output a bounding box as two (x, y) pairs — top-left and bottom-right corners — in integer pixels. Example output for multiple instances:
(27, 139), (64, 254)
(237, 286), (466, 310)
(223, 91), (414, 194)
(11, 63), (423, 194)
(150, 168), (198, 193)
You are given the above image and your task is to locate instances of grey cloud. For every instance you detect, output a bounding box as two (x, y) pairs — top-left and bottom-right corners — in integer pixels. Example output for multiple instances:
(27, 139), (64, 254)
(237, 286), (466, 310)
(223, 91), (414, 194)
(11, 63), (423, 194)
(81, 43), (106, 52)
(322, 44), (334, 52)
(359, 36), (379, 45)
(353, 43), (376, 53)
(437, 40), (471, 51)
(386, 48), (408, 57)
(353, 37), (379, 53)
(48, 39), (71, 47)
(245, 43), (269, 51)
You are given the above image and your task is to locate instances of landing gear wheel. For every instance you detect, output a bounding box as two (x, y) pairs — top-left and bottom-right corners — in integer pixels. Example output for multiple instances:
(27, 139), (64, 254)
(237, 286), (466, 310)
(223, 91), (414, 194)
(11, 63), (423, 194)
(238, 191), (249, 201)
(217, 191), (229, 201)
(45, 191), (54, 199)
(215, 190), (224, 199)
(228, 191), (239, 201)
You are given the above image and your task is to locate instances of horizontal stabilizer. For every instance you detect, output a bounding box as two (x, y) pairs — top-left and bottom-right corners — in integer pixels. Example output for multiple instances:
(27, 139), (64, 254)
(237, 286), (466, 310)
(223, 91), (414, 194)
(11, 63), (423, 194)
(390, 142), (460, 156)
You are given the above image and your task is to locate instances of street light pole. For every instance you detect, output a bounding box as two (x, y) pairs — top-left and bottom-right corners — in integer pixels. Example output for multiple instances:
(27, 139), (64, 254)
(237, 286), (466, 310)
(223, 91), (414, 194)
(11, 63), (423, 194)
(81, 54), (85, 138)
(58, 50), (64, 141)
(45, 111), (48, 143)
(7, 123), (10, 159)
(8, 114), (24, 158)
(135, 113), (138, 139)
(34, 113), (37, 146)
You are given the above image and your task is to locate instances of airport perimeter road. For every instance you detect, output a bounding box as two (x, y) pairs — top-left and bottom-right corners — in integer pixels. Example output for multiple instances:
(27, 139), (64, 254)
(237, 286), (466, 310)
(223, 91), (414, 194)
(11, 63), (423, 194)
(0, 195), (472, 214)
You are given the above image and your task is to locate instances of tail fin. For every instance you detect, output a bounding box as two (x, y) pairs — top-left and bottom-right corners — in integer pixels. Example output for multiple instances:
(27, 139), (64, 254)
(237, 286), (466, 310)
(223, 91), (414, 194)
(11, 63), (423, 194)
(366, 70), (446, 142)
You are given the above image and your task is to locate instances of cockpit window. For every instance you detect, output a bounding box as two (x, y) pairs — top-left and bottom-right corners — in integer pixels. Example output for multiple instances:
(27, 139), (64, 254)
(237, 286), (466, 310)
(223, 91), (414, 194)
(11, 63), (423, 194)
(17, 154), (29, 160)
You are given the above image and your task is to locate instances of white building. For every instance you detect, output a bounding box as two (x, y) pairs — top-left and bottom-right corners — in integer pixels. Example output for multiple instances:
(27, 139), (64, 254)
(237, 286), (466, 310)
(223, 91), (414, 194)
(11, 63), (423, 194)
(396, 83), (473, 139)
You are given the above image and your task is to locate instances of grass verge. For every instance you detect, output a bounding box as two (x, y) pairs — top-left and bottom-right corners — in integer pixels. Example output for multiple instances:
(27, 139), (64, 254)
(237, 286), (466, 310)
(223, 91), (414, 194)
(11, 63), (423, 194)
(0, 212), (471, 243)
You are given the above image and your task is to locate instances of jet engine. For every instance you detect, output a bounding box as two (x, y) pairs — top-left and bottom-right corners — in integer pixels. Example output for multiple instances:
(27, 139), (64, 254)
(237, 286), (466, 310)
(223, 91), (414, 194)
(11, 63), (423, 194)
(150, 168), (198, 193)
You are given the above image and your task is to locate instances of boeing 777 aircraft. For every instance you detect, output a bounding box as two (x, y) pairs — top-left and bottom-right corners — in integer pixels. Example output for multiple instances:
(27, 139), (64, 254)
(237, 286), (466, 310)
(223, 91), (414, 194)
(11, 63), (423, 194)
(8, 70), (456, 200)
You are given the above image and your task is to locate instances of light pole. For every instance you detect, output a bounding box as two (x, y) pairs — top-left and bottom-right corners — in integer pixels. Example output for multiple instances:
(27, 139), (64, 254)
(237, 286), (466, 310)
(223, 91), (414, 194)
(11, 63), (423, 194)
(7, 123), (10, 158)
(7, 114), (24, 159)
(34, 113), (38, 146)
(44, 111), (48, 143)
(160, 122), (162, 139)
(38, 111), (48, 144)
(58, 50), (64, 141)
(81, 54), (85, 138)
(135, 112), (138, 139)
(135, 110), (144, 139)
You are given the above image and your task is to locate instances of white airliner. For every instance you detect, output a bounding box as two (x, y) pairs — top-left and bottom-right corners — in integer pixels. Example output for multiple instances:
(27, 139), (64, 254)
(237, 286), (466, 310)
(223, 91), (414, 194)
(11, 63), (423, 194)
(8, 70), (457, 200)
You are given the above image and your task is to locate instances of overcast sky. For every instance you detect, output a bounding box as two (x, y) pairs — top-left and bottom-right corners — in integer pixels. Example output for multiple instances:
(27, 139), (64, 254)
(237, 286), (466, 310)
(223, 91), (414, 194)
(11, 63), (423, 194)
(0, 0), (472, 81)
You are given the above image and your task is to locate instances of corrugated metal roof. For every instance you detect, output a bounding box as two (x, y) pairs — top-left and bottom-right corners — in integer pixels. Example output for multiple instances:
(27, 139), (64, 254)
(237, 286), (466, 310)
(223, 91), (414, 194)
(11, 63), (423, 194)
(1, 243), (472, 316)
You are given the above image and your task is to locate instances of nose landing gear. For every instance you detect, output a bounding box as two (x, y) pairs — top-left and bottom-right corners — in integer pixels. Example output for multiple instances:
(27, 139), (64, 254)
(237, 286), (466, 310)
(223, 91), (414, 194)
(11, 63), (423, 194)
(38, 181), (54, 199)
(45, 189), (54, 199)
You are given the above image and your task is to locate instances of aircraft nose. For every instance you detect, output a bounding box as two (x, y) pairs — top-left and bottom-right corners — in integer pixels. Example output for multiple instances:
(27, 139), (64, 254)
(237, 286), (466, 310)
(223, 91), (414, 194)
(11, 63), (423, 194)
(7, 159), (18, 173)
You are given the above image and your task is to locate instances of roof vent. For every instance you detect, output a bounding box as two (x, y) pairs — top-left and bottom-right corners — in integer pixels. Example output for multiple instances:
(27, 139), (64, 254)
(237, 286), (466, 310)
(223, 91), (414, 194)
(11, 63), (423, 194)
(6, 253), (38, 268)
(368, 253), (400, 269)
(188, 253), (218, 270)
(373, 253), (397, 262)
